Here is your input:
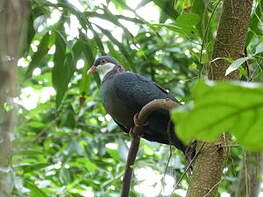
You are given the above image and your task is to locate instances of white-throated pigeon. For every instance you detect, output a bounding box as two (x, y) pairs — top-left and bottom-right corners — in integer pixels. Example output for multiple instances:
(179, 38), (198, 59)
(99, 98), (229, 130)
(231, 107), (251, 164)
(88, 56), (186, 153)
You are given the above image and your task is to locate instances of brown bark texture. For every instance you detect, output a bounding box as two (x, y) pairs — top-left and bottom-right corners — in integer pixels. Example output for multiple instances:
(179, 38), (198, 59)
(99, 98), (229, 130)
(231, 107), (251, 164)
(186, 0), (253, 197)
(234, 151), (263, 197)
(0, 0), (28, 196)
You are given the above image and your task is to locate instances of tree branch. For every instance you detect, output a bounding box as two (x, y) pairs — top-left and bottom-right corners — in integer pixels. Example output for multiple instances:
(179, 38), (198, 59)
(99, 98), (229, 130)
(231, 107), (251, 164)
(121, 99), (179, 197)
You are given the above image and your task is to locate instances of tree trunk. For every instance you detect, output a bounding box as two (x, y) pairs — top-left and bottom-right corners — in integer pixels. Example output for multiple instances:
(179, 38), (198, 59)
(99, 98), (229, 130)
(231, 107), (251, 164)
(0, 1), (28, 196)
(186, 0), (253, 196)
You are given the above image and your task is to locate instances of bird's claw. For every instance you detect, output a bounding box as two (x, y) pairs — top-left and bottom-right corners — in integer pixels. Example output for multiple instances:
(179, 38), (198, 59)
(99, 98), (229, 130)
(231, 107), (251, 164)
(129, 128), (144, 138)
(133, 112), (148, 127)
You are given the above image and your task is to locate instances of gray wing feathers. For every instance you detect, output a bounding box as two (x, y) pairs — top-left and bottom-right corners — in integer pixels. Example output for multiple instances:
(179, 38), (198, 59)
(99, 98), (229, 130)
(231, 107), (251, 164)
(114, 72), (177, 108)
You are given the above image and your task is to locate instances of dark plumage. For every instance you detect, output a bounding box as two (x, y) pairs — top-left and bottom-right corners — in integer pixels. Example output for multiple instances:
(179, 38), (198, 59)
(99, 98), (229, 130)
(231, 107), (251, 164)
(88, 56), (186, 153)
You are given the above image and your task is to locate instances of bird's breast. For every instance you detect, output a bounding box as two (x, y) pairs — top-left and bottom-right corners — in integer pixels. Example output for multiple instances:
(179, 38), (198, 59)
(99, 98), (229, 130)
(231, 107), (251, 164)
(100, 79), (136, 128)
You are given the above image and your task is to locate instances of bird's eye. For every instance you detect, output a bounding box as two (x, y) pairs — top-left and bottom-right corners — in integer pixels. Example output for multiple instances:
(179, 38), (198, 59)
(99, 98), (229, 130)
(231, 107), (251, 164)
(101, 59), (106, 64)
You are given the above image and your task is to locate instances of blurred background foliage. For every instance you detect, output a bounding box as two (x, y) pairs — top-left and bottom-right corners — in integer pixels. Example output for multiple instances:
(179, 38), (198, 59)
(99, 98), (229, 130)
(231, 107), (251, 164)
(13, 0), (262, 196)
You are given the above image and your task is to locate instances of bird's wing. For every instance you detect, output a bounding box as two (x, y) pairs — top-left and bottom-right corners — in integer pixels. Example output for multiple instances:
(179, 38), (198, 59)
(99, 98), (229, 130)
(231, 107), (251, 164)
(113, 118), (129, 133)
(135, 74), (180, 103)
(114, 72), (179, 109)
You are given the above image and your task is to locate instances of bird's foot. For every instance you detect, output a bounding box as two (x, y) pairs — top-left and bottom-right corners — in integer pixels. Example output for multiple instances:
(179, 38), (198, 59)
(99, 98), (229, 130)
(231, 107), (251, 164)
(133, 112), (148, 127)
(129, 128), (144, 138)
(129, 112), (147, 138)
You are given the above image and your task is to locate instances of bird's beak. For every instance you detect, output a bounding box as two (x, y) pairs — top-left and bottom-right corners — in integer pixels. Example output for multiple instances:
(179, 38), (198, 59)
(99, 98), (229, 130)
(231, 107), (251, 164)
(87, 65), (96, 74)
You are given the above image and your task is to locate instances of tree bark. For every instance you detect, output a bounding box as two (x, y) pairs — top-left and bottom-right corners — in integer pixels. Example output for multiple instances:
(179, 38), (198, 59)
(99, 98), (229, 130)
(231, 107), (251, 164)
(0, 1), (28, 196)
(186, 0), (253, 197)
(234, 151), (263, 197)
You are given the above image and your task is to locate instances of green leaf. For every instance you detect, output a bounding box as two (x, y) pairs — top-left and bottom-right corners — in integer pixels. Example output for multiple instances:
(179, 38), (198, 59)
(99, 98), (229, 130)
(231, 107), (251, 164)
(246, 1), (263, 45)
(73, 158), (97, 172)
(25, 32), (50, 78)
(61, 105), (75, 128)
(24, 13), (36, 54)
(84, 159), (97, 172)
(79, 37), (98, 92)
(136, 0), (151, 9)
(72, 40), (83, 61)
(255, 42), (263, 54)
(59, 168), (71, 184)
(152, 0), (178, 20)
(24, 180), (48, 197)
(107, 149), (121, 161)
(172, 80), (263, 150)
(52, 31), (74, 108)
(249, 1), (263, 36)
(176, 13), (200, 27)
(96, 26), (135, 72)
(152, 13), (200, 36)
(21, 163), (50, 173)
(225, 57), (251, 76)
(151, 23), (181, 32)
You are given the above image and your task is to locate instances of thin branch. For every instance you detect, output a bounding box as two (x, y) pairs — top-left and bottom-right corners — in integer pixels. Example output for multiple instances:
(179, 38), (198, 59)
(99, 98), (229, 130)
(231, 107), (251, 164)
(121, 99), (179, 197)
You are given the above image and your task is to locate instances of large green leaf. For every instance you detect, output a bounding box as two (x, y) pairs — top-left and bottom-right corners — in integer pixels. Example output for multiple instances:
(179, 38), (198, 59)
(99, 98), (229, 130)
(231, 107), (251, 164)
(172, 80), (263, 150)
(25, 32), (50, 78)
(52, 31), (74, 108)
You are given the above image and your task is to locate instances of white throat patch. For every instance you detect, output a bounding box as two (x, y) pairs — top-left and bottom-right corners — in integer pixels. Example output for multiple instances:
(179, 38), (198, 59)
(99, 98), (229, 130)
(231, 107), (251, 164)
(96, 62), (115, 79)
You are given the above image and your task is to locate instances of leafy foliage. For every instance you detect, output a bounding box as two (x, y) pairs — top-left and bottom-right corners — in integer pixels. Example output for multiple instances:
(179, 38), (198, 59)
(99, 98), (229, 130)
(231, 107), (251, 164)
(13, 0), (263, 196)
(172, 80), (263, 150)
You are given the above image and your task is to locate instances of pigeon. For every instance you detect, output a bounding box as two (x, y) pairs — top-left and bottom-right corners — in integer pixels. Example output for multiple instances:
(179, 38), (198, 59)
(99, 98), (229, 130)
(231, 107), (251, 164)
(88, 56), (186, 153)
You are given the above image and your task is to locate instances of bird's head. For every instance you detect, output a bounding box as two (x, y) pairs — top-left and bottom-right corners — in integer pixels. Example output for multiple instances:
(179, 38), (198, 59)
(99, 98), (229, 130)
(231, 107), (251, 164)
(87, 56), (121, 74)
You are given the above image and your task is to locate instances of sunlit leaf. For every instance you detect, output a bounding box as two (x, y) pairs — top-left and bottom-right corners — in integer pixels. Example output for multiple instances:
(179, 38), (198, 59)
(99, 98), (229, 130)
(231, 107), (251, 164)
(107, 149), (121, 161)
(172, 80), (263, 150)
(225, 57), (251, 76)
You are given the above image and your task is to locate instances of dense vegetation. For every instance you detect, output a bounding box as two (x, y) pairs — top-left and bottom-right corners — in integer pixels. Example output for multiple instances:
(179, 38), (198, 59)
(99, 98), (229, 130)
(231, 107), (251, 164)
(8, 0), (263, 196)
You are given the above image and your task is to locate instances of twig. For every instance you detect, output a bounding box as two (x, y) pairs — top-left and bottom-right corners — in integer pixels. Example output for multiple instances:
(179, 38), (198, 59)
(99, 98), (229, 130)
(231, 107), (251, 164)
(203, 179), (222, 197)
(120, 99), (179, 197)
